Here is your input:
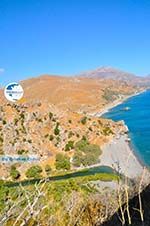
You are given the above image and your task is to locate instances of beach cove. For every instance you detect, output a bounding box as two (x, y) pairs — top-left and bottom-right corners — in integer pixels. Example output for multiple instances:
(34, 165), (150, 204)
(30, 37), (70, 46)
(87, 89), (149, 183)
(102, 90), (150, 167)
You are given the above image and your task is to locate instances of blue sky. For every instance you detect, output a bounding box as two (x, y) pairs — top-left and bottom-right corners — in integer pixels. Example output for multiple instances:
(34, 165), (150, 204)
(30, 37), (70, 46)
(0, 0), (150, 85)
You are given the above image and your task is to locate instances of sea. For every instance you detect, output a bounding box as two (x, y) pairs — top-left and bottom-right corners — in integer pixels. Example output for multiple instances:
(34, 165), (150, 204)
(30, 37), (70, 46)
(103, 90), (150, 167)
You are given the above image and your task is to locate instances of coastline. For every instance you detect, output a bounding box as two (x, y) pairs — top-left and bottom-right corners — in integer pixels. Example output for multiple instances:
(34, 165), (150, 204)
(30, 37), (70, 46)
(92, 88), (149, 179)
(92, 89), (146, 118)
(100, 134), (146, 178)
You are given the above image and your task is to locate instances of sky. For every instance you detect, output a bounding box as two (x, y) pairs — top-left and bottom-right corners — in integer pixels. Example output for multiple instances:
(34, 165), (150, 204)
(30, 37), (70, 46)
(0, 0), (150, 85)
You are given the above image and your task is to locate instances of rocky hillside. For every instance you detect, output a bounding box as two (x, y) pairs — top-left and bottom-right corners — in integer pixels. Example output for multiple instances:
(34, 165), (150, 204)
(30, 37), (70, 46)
(0, 70), (145, 182)
(0, 73), (139, 180)
(1, 74), (140, 113)
(0, 100), (128, 180)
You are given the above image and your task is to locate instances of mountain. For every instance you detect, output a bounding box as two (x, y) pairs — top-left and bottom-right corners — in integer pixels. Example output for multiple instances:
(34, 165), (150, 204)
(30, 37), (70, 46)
(78, 66), (150, 87)
(79, 66), (139, 81)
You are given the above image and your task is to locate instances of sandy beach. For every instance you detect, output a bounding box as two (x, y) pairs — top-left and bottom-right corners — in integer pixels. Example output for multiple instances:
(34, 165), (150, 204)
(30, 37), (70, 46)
(92, 89), (146, 117)
(100, 134), (145, 178)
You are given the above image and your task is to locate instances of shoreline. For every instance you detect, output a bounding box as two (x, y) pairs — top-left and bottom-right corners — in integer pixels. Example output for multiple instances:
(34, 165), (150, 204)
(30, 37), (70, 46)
(92, 89), (146, 118)
(91, 89), (149, 179)
(100, 134), (147, 178)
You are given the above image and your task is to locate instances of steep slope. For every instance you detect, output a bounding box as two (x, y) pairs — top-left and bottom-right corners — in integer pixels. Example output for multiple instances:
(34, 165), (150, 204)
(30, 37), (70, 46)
(102, 183), (150, 226)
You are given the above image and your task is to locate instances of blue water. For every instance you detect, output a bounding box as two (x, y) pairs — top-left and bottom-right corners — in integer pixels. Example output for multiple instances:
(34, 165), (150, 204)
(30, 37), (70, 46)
(103, 90), (150, 166)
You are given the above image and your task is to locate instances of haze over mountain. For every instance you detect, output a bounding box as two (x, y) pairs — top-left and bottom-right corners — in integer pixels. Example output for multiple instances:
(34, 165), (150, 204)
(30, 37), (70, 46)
(79, 66), (138, 80)
(78, 66), (150, 86)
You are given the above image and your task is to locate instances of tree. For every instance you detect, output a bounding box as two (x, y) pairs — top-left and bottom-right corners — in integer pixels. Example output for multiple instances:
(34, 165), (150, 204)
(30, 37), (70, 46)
(26, 165), (43, 178)
(75, 138), (88, 151)
(82, 144), (102, 155)
(55, 153), (70, 170)
(73, 142), (102, 167)
(72, 151), (83, 167)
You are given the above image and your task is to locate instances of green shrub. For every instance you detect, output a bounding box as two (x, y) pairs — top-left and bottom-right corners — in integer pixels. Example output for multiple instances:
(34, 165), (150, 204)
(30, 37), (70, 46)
(28, 139), (32, 143)
(82, 144), (102, 155)
(0, 148), (4, 155)
(17, 149), (28, 155)
(20, 113), (25, 119)
(49, 134), (54, 141)
(98, 119), (103, 126)
(72, 151), (100, 167)
(68, 131), (74, 138)
(75, 139), (88, 151)
(65, 140), (74, 151)
(55, 153), (70, 170)
(10, 166), (20, 180)
(88, 127), (93, 131)
(49, 112), (53, 120)
(82, 135), (88, 141)
(81, 153), (99, 166)
(14, 118), (19, 126)
(72, 151), (83, 167)
(73, 141), (102, 167)
(26, 165), (43, 178)
(54, 122), (60, 135)
(2, 120), (6, 125)
(45, 165), (52, 175)
(44, 134), (49, 138)
(80, 116), (87, 125)
(37, 118), (43, 123)
(76, 133), (80, 138)
(56, 136), (61, 143)
(0, 137), (3, 143)
(102, 127), (114, 136)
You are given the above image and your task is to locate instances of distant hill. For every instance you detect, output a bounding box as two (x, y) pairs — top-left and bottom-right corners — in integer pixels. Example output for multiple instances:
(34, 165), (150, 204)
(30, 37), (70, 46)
(78, 66), (150, 87)
(79, 66), (138, 81)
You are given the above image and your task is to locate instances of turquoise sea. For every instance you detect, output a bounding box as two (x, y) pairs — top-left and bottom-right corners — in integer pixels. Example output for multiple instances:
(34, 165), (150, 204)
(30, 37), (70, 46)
(103, 90), (150, 167)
